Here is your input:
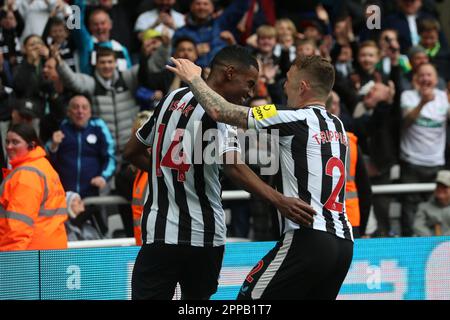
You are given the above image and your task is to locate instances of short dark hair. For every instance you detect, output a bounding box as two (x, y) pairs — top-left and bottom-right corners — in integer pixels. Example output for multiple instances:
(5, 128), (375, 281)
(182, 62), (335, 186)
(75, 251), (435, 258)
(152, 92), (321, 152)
(88, 7), (111, 24)
(418, 18), (441, 34)
(293, 55), (335, 100)
(8, 123), (43, 148)
(69, 93), (93, 107)
(96, 46), (116, 60)
(210, 45), (259, 73)
(47, 16), (66, 28)
(173, 36), (196, 50)
(23, 34), (43, 46)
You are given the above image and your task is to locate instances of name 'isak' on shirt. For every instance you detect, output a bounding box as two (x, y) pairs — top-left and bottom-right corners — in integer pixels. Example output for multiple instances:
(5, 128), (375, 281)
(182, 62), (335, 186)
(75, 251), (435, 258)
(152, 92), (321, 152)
(168, 99), (195, 117)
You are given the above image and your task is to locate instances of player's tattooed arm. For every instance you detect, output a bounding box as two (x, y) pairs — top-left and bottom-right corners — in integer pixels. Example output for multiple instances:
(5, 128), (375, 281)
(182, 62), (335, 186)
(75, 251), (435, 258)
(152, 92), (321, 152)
(166, 57), (250, 129)
(190, 76), (249, 129)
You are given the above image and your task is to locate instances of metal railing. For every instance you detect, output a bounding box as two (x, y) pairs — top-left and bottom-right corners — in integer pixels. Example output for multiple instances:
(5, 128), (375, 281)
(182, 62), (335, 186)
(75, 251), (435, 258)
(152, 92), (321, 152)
(70, 183), (436, 248)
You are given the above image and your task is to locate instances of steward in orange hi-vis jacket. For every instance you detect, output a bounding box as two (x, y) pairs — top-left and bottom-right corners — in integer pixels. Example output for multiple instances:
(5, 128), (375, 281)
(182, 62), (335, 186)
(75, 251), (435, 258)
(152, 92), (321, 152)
(132, 170), (148, 246)
(0, 146), (68, 251)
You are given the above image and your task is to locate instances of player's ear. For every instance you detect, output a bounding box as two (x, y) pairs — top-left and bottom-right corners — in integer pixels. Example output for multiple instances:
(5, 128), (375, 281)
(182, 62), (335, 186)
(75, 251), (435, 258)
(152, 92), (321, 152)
(225, 65), (234, 81)
(300, 80), (310, 93)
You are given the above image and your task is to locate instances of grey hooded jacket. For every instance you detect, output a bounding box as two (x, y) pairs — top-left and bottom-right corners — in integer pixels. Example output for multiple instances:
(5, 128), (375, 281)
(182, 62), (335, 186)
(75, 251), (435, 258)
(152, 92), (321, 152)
(56, 44), (169, 162)
(413, 197), (450, 236)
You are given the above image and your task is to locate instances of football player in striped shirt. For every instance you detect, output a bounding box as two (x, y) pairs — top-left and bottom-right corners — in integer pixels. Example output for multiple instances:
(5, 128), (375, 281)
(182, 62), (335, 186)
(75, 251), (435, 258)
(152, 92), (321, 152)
(124, 46), (316, 300)
(167, 54), (354, 299)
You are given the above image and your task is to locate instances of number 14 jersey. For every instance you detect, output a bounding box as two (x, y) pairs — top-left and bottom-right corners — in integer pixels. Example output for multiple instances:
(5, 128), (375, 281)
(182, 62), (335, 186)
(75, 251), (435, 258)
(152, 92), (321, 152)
(136, 88), (240, 247)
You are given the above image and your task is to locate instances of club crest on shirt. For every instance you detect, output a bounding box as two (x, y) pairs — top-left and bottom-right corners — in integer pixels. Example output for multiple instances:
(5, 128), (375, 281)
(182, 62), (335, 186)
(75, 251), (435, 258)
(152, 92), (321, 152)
(252, 104), (277, 121)
(86, 134), (97, 144)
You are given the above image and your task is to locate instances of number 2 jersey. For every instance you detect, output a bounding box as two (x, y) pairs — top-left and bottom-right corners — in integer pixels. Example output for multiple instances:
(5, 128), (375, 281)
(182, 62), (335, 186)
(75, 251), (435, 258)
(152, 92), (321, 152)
(136, 88), (240, 247)
(248, 104), (354, 241)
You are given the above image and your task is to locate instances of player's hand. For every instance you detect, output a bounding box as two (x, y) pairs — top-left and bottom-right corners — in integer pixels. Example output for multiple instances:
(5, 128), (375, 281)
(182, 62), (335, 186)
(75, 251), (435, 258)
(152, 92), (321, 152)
(166, 57), (202, 83)
(275, 196), (316, 227)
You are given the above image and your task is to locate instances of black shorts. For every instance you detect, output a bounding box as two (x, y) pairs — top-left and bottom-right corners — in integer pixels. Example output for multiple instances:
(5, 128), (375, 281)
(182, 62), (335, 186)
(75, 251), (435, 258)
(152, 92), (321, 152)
(131, 243), (224, 300)
(237, 228), (353, 300)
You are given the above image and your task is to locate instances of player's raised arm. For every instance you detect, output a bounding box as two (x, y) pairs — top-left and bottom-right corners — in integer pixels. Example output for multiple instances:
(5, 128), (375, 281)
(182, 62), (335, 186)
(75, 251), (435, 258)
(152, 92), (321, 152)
(166, 57), (251, 129)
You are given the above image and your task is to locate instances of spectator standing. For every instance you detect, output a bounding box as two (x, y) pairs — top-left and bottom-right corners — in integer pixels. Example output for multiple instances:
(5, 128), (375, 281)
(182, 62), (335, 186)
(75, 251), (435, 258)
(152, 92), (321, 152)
(72, 0), (132, 75)
(0, 123), (67, 251)
(418, 18), (450, 82)
(273, 18), (296, 77)
(401, 45), (447, 91)
(400, 63), (449, 236)
(47, 94), (115, 236)
(65, 191), (102, 241)
(17, 0), (71, 43)
(251, 25), (284, 103)
(383, 0), (448, 54)
(377, 29), (412, 77)
(138, 36), (198, 99)
(413, 170), (450, 236)
(12, 35), (50, 121)
(38, 56), (74, 144)
(42, 17), (76, 71)
(53, 46), (140, 158)
(87, 0), (137, 56)
(134, 0), (185, 41)
(0, 7), (24, 71)
(47, 94), (115, 199)
(172, 0), (249, 68)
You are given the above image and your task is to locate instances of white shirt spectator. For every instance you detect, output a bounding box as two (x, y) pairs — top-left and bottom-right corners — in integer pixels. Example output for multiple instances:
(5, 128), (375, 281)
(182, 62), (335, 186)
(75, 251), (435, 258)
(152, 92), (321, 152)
(400, 89), (450, 166)
(134, 8), (185, 39)
(17, 0), (71, 43)
(406, 15), (420, 46)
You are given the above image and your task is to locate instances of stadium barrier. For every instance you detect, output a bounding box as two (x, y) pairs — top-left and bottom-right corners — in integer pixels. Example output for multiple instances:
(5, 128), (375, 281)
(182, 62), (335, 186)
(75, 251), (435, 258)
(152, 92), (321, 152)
(1, 236), (450, 300)
(76, 183), (436, 248)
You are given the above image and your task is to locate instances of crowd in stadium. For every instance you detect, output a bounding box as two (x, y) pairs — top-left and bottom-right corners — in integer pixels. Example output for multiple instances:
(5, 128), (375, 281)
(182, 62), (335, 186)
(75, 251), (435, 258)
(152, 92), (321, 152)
(0, 0), (450, 250)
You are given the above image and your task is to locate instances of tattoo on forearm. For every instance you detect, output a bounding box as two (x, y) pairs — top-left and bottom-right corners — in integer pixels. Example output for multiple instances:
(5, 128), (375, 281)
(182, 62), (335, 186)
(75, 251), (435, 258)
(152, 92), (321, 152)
(190, 77), (249, 128)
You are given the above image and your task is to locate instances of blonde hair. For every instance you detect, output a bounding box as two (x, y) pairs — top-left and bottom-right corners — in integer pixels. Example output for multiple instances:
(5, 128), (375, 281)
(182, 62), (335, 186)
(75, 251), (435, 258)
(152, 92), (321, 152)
(275, 18), (297, 36)
(295, 38), (317, 50)
(358, 40), (380, 55)
(256, 25), (277, 38)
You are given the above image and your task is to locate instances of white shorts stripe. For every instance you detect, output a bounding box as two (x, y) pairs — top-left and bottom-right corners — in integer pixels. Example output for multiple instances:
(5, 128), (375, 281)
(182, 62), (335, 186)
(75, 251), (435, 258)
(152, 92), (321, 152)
(251, 231), (294, 299)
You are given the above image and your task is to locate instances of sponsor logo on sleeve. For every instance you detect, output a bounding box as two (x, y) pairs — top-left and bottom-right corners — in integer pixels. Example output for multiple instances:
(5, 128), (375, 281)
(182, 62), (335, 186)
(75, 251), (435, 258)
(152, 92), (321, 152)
(251, 104), (277, 121)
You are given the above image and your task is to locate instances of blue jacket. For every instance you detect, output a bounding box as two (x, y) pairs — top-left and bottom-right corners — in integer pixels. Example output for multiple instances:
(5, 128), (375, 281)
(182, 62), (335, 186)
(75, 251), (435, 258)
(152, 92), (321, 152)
(72, 0), (132, 75)
(47, 117), (116, 198)
(172, 0), (249, 68)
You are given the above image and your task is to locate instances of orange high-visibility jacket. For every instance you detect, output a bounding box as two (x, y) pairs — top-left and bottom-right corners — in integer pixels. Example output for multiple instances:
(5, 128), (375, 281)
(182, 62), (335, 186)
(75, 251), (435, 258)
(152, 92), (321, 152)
(0, 146), (68, 251)
(132, 170), (148, 246)
(345, 132), (360, 227)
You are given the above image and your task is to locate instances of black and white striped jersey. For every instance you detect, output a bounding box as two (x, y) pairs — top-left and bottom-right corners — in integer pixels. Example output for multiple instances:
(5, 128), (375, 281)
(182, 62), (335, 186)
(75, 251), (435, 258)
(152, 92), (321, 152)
(248, 104), (353, 241)
(136, 87), (240, 247)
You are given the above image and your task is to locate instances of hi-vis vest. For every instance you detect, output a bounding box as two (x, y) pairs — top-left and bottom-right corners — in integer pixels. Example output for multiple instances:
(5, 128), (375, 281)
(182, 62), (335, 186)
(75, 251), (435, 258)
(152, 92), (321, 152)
(132, 170), (148, 246)
(345, 132), (360, 227)
(0, 147), (68, 251)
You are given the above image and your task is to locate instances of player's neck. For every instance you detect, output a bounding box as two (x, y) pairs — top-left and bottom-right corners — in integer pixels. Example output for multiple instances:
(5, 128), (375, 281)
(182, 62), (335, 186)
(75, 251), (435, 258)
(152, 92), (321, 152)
(295, 99), (326, 109)
(206, 78), (225, 97)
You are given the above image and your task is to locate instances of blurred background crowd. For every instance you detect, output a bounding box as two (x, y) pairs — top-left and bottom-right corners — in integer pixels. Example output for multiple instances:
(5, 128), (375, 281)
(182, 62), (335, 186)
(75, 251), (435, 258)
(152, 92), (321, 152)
(0, 0), (449, 246)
